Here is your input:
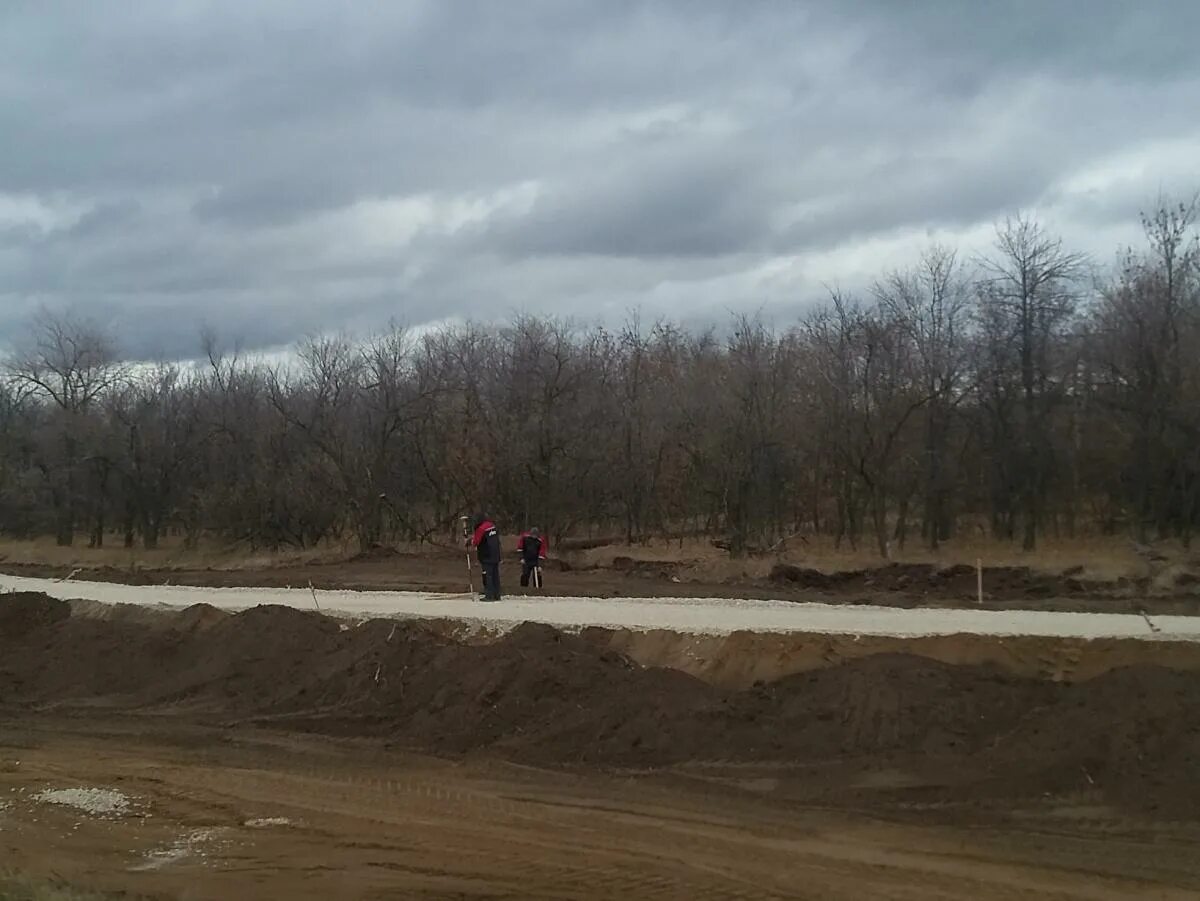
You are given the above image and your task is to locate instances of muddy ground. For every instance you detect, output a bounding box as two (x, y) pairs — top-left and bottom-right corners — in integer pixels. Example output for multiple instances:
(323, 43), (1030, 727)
(8, 719), (1200, 900)
(4, 546), (1200, 615)
(4, 591), (1200, 897)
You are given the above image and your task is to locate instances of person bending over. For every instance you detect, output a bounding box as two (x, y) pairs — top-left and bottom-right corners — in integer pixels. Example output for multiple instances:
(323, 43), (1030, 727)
(517, 527), (547, 588)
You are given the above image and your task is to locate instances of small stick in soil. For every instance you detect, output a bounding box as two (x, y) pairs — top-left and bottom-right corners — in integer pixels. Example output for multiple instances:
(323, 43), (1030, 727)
(308, 580), (321, 612)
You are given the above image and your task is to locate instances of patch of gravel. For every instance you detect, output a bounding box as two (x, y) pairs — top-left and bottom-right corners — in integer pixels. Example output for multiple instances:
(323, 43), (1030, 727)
(132, 827), (227, 871)
(244, 816), (292, 828)
(33, 787), (131, 817)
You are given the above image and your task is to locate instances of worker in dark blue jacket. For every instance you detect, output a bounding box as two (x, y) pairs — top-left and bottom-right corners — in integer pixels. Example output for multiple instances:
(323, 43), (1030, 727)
(471, 513), (502, 601)
(517, 527), (547, 589)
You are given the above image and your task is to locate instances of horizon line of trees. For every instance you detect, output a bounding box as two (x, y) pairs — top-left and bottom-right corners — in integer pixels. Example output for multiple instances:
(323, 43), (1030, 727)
(2, 200), (1198, 558)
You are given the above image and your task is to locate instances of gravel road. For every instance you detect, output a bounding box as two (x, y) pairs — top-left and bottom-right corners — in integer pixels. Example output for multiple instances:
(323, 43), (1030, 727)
(3, 573), (1197, 640)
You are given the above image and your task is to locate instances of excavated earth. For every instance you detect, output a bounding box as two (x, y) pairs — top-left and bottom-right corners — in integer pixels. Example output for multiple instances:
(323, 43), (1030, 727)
(4, 590), (1200, 820)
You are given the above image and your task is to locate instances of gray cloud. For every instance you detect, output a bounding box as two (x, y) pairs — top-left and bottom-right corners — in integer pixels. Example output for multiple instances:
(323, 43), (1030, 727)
(484, 143), (779, 258)
(1, 1), (1198, 359)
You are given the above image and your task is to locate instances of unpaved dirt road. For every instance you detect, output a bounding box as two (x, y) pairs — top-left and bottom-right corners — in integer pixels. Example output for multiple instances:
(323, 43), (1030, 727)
(4, 572), (1199, 640)
(4, 716), (1199, 900)
(6, 549), (1200, 617)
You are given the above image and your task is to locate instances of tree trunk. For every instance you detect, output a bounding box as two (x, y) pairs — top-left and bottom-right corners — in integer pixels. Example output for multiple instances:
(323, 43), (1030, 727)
(893, 492), (910, 549)
(143, 522), (160, 550)
(123, 494), (136, 548)
(872, 492), (889, 559)
(54, 482), (74, 547)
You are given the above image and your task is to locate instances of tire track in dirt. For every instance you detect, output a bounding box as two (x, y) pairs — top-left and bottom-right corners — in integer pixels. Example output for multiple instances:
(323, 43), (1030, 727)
(114, 759), (795, 899)
(7, 723), (1200, 900)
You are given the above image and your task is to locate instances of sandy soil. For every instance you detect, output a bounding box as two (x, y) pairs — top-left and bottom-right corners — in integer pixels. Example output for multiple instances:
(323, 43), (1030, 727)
(4, 717), (1200, 900)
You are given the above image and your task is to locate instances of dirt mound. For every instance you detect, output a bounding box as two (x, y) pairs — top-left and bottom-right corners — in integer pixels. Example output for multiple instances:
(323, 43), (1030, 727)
(231, 619), (714, 762)
(768, 561), (1131, 601)
(379, 623), (712, 760)
(174, 602), (228, 632)
(5, 601), (1200, 815)
(347, 545), (403, 563)
(0, 592), (70, 638)
(611, 556), (683, 580)
(767, 565), (858, 590)
(149, 605), (346, 711)
(693, 655), (1058, 761)
(982, 665), (1200, 816)
(84, 565), (159, 585)
(0, 608), (180, 703)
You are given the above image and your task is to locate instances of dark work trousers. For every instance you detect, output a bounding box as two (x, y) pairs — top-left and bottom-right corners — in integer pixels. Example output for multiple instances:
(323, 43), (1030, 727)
(482, 561), (502, 600)
(520, 560), (543, 588)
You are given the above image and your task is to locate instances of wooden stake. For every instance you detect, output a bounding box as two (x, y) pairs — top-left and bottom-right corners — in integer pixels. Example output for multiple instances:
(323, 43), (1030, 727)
(976, 558), (983, 605)
(460, 515), (474, 598)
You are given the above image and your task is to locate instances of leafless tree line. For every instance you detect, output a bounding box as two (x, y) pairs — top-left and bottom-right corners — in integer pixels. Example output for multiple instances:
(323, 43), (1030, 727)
(2, 202), (1198, 557)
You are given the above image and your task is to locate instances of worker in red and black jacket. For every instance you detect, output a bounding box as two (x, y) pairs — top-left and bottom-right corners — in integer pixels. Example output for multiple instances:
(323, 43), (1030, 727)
(517, 527), (548, 588)
(471, 513), (503, 601)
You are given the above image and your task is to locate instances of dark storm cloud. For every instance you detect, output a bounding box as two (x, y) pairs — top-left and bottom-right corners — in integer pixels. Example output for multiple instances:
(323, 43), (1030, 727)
(1, 1), (1198, 359)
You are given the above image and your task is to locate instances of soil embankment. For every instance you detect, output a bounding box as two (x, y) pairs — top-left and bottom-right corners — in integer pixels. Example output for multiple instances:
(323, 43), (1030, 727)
(4, 591), (1200, 819)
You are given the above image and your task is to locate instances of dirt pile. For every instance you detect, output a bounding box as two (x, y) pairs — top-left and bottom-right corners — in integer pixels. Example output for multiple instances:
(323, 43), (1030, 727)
(983, 665), (1200, 816)
(688, 655), (1058, 762)
(768, 561), (1137, 601)
(0, 591), (71, 637)
(4, 591), (1200, 815)
(610, 556), (683, 580)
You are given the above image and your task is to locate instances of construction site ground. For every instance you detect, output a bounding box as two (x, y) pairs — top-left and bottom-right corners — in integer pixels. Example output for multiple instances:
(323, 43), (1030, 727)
(4, 542), (1200, 899)
(6, 714), (1200, 901)
(3, 539), (1200, 615)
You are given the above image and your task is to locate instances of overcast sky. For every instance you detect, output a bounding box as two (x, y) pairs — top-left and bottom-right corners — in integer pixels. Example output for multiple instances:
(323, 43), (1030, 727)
(2, 1), (1199, 359)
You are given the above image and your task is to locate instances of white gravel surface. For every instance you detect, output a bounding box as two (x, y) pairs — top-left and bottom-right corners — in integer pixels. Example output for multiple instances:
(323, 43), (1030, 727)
(244, 817), (293, 828)
(133, 827), (227, 871)
(33, 787), (130, 817)
(3, 573), (1198, 641)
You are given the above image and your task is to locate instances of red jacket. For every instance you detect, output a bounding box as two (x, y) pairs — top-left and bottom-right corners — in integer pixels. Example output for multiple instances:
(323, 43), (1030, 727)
(472, 520), (501, 564)
(517, 531), (547, 560)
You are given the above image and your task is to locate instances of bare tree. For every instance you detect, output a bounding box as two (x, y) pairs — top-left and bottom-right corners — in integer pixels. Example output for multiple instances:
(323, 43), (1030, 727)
(874, 245), (972, 549)
(805, 293), (927, 557)
(2, 196), (1199, 557)
(1094, 196), (1200, 543)
(978, 216), (1086, 550)
(5, 310), (125, 545)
